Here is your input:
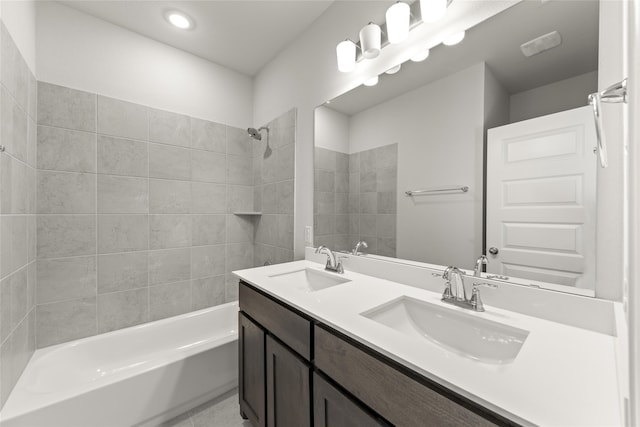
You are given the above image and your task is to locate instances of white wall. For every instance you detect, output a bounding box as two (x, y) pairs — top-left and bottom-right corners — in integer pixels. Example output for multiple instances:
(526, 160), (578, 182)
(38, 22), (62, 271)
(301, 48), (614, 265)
(314, 106), (349, 153)
(510, 71), (598, 123)
(35, 2), (252, 128)
(252, 1), (517, 259)
(348, 63), (486, 266)
(1, 0), (36, 73)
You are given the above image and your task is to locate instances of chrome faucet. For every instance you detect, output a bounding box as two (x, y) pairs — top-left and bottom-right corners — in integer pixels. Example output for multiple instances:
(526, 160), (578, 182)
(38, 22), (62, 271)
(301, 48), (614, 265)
(315, 246), (344, 274)
(474, 254), (488, 277)
(352, 240), (368, 255)
(441, 266), (497, 312)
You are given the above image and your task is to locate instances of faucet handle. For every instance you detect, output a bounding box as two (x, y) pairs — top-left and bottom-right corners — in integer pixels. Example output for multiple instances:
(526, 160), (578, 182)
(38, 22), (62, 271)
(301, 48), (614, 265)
(470, 282), (497, 312)
(442, 281), (453, 300)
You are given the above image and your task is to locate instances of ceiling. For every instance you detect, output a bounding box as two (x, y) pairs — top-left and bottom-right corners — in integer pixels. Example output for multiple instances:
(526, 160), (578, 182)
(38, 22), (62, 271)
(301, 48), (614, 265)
(328, 0), (599, 115)
(59, 0), (334, 76)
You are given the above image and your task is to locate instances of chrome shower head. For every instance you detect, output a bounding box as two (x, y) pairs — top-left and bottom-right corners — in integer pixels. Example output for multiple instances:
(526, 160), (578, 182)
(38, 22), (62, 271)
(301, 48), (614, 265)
(247, 126), (269, 141)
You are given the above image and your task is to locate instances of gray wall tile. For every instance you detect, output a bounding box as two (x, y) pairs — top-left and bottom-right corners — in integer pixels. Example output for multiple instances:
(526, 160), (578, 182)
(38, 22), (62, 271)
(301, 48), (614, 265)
(376, 214), (397, 238)
(315, 170), (334, 192)
(97, 289), (148, 333)
(98, 252), (148, 294)
(36, 256), (96, 304)
(227, 155), (252, 185)
(148, 248), (190, 286)
(192, 215), (226, 246)
(37, 215), (96, 259)
(97, 135), (148, 177)
(150, 179), (191, 214)
(336, 153), (349, 173)
(226, 126), (252, 157)
(191, 183), (226, 214)
(37, 82), (95, 132)
(1, 86), (28, 162)
(360, 192), (377, 214)
(27, 118), (37, 169)
(256, 215), (277, 245)
(316, 147), (336, 171)
(149, 143), (191, 180)
(227, 185), (253, 213)
(149, 109), (190, 147)
(191, 118), (225, 153)
(98, 215), (148, 254)
(192, 151), (226, 183)
(192, 276), (225, 311)
(261, 183), (277, 214)
(149, 281), (191, 321)
(36, 297), (96, 348)
(276, 144), (295, 182)
(1, 23), (29, 111)
(97, 96), (148, 140)
(192, 245), (225, 279)
(377, 192), (397, 214)
(225, 274), (239, 302)
(9, 268), (28, 332)
(37, 126), (96, 173)
(276, 180), (294, 214)
(149, 215), (192, 249)
(1, 216), (28, 277)
(98, 175), (148, 214)
(37, 171), (96, 214)
(226, 215), (254, 243)
(226, 242), (254, 272)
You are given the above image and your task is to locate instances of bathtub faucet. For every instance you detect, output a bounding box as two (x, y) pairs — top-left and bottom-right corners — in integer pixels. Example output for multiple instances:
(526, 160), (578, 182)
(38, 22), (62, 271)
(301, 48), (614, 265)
(315, 246), (344, 274)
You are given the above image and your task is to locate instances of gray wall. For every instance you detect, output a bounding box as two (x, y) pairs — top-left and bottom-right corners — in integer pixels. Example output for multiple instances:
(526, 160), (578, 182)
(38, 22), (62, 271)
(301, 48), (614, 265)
(313, 144), (397, 257)
(33, 83), (296, 350)
(0, 21), (38, 409)
(253, 111), (296, 266)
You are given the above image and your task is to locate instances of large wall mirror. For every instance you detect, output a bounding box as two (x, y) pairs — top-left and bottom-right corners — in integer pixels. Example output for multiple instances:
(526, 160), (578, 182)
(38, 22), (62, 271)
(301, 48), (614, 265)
(313, 0), (599, 296)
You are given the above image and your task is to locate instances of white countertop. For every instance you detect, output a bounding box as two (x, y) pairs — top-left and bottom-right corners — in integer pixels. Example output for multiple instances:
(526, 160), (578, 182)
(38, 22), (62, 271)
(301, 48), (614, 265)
(234, 259), (625, 426)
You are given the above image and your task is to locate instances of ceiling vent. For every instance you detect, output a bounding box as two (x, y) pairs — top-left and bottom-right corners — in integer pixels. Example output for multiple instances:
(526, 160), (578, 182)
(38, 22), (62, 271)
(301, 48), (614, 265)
(520, 30), (562, 57)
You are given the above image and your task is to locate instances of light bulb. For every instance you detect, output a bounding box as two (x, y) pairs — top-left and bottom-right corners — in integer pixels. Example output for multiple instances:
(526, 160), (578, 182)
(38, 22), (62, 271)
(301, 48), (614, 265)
(336, 40), (356, 73)
(411, 49), (430, 62)
(360, 23), (382, 59)
(419, 0), (447, 23)
(386, 2), (410, 44)
(443, 31), (465, 46)
(385, 65), (402, 75)
(364, 76), (379, 86)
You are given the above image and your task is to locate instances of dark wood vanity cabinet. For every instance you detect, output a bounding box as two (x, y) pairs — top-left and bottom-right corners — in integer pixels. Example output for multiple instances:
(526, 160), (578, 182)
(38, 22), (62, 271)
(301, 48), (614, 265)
(238, 280), (513, 427)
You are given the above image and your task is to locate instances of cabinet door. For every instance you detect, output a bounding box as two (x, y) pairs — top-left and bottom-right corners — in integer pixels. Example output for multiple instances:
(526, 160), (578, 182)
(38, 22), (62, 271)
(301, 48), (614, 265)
(239, 312), (266, 427)
(266, 335), (311, 427)
(314, 373), (387, 427)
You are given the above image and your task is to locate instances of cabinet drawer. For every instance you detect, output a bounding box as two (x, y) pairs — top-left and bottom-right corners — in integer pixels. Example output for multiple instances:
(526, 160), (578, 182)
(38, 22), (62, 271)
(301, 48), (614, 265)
(315, 325), (507, 427)
(239, 281), (312, 361)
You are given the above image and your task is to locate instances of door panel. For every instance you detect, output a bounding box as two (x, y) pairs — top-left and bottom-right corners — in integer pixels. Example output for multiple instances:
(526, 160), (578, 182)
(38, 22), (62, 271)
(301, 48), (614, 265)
(239, 312), (266, 427)
(266, 336), (311, 427)
(486, 106), (597, 291)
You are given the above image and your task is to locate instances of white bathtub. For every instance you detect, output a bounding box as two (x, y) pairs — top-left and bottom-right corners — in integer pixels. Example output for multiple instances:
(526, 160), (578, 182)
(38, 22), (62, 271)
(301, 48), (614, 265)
(0, 302), (239, 427)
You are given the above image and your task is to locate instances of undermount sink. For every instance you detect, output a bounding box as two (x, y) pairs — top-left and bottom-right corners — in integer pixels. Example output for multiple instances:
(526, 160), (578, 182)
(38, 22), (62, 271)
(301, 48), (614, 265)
(362, 296), (528, 364)
(268, 268), (351, 292)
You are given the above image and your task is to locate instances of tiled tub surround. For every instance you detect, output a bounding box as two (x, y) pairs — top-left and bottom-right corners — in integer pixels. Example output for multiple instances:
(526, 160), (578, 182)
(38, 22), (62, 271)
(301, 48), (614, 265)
(251, 112), (296, 267)
(34, 82), (296, 350)
(314, 144), (397, 256)
(0, 22), (38, 409)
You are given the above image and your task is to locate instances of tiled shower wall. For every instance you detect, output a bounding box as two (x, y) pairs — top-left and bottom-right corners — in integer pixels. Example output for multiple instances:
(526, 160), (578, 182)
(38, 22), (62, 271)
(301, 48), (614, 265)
(33, 81), (280, 350)
(253, 111), (296, 266)
(0, 22), (38, 409)
(314, 147), (350, 252)
(313, 144), (397, 257)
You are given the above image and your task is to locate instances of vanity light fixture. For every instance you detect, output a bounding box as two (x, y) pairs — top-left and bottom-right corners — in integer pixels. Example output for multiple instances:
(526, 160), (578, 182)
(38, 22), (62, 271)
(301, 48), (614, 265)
(165, 10), (194, 30)
(443, 31), (465, 46)
(363, 75), (379, 86)
(385, 64), (402, 74)
(386, 2), (411, 44)
(359, 22), (382, 59)
(336, 39), (357, 72)
(420, 0), (448, 23)
(411, 48), (430, 62)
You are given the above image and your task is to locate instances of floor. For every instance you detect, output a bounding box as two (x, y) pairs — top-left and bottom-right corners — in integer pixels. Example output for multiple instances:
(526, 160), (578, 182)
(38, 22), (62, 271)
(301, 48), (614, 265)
(161, 389), (252, 427)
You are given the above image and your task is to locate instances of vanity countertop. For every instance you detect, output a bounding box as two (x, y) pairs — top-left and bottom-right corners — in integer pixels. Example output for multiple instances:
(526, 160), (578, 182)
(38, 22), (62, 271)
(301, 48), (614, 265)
(234, 259), (625, 426)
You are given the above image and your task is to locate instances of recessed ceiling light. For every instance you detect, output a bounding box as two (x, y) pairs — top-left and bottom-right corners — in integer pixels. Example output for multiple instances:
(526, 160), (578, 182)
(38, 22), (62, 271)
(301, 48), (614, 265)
(443, 31), (465, 46)
(165, 10), (194, 30)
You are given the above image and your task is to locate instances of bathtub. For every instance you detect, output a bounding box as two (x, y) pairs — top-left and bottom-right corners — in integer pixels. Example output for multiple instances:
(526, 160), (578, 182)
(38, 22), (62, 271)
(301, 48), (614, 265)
(0, 302), (239, 427)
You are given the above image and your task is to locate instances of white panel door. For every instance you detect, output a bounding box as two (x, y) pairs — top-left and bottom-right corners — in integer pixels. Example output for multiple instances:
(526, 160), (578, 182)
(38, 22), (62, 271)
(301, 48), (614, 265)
(486, 106), (597, 291)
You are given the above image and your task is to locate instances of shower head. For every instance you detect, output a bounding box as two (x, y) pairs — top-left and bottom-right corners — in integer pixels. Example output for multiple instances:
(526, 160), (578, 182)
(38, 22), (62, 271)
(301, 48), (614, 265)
(247, 126), (269, 141)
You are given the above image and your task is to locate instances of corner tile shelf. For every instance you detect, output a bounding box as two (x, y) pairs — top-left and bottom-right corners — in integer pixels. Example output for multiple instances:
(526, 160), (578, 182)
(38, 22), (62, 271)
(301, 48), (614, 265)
(233, 212), (263, 216)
